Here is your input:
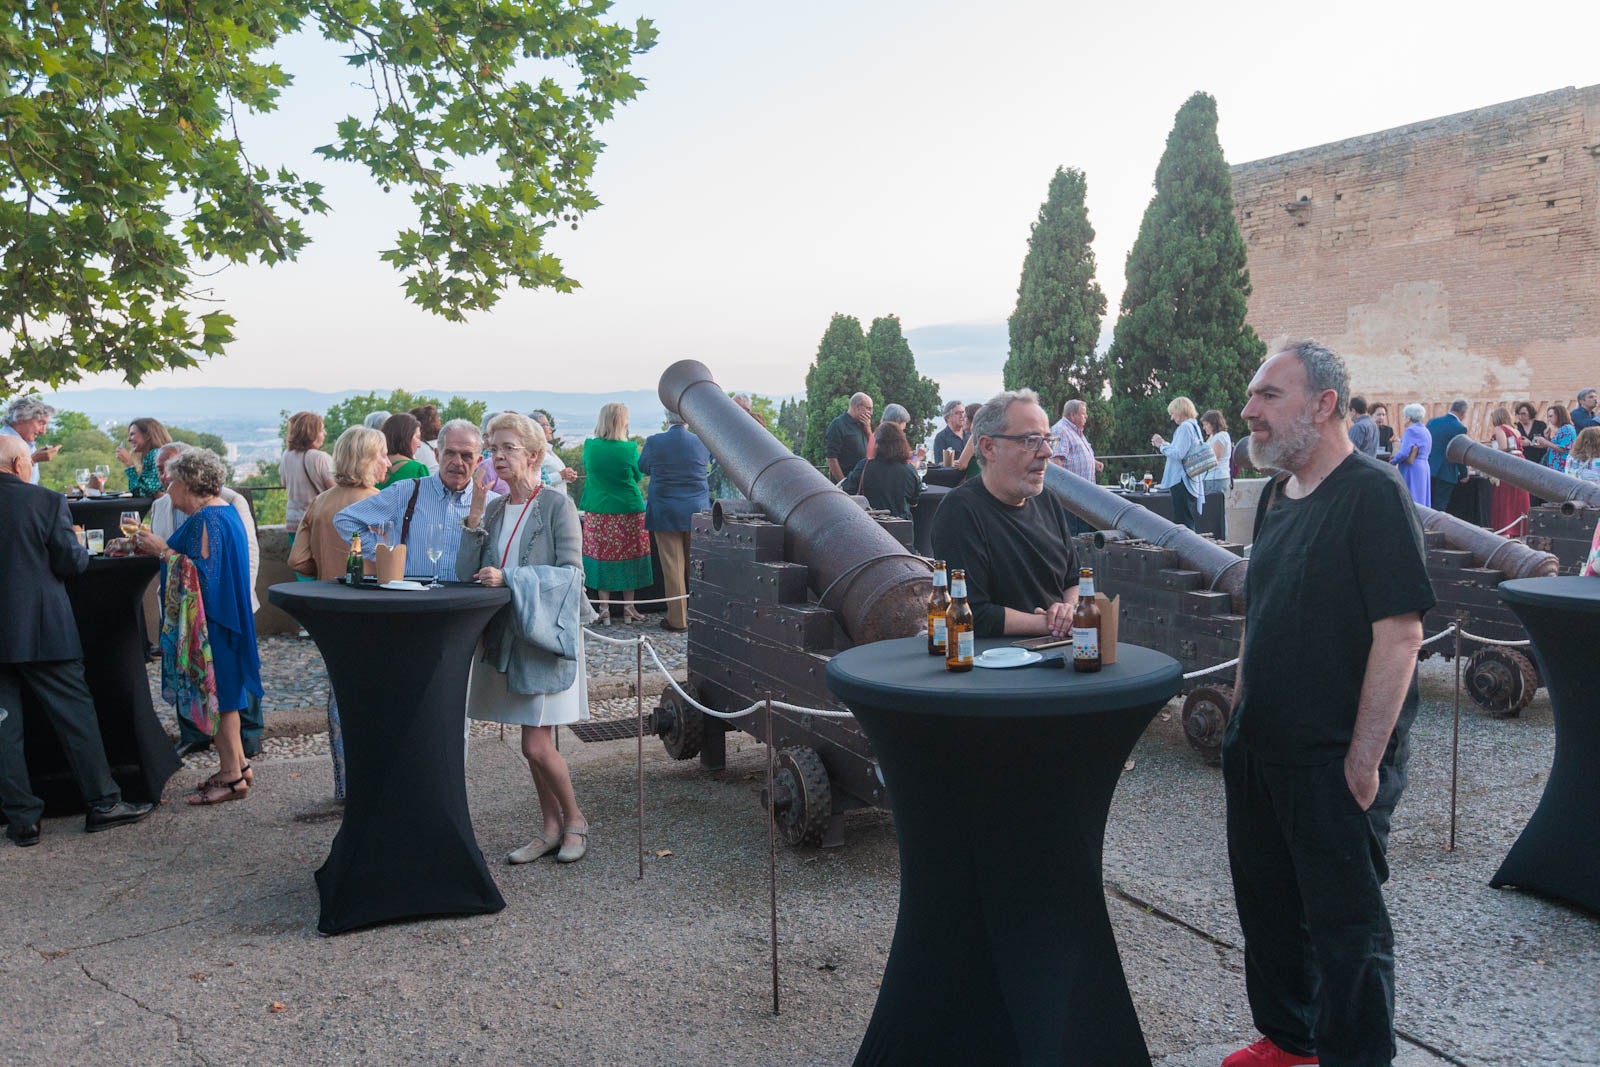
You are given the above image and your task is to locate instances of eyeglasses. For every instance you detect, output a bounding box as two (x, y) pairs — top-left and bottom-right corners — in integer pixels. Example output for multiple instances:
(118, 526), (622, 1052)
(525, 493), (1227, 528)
(483, 444), (525, 457)
(987, 432), (1054, 453)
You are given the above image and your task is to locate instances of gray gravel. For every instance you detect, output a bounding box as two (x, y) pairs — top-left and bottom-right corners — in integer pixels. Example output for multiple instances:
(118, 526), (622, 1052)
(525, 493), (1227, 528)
(5, 652), (1595, 1065)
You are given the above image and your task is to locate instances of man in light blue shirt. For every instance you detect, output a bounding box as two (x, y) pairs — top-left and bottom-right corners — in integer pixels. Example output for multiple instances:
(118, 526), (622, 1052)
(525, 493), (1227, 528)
(1, 396), (58, 486)
(334, 419), (496, 579)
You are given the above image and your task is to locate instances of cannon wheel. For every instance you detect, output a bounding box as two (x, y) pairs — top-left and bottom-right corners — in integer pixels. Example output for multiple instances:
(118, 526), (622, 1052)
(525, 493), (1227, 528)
(655, 687), (704, 760)
(1182, 684), (1235, 762)
(1465, 647), (1539, 717)
(769, 747), (832, 848)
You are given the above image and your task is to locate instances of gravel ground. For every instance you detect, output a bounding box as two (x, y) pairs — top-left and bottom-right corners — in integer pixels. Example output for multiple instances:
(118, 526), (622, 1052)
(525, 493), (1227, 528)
(10, 645), (1596, 1065)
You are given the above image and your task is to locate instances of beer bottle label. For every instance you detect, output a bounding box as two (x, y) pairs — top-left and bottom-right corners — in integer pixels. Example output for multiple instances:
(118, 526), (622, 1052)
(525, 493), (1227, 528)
(1073, 627), (1100, 659)
(951, 577), (966, 598)
(932, 567), (948, 588)
(956, 630), (974, 661)
(1079, 577), (1095, 598)
(932, 617), (947, 645)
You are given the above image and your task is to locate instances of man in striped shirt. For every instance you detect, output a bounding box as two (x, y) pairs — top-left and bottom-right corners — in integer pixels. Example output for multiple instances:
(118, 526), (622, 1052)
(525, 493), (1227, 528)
(1049, 399), (1101, 535)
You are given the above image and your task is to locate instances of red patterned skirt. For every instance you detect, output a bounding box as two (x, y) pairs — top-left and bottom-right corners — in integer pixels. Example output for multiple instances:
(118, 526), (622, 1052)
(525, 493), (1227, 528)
(582, 511), (652, 590)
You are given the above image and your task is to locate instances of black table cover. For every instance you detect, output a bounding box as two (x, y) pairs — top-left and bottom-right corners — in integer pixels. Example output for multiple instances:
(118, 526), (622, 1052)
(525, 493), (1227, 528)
(266, 581), (510, 934)
(66, 495), (156, 537)
(825, 637), (1183, 1066)
(19, 556), (180, 815)
(1107, 487), (1226, 537)
(920, 465), (964, 489)
(910, 483), (950, 557)
(1491, 577), (1600, 913)
(1446, 474), (1493, 528)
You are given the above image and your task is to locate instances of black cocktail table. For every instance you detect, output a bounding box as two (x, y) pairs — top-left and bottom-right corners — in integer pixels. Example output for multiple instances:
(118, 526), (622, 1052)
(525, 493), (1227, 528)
(1108, 487), (1226, 537)
(825, 637), (1183, 1066)
(1492, 576), (1600, 913)
(267, 581), (510, 935)
(20, 556), (179, 813)
(66, 495), (156, 537)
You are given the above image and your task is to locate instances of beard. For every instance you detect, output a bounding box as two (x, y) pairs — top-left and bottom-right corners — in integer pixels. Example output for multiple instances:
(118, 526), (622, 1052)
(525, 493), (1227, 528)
(1250, 406), (1320, 472)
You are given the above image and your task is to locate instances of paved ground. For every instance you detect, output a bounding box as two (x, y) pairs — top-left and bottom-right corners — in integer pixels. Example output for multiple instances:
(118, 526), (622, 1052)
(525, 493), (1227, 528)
(5, 645), (1597, 1066)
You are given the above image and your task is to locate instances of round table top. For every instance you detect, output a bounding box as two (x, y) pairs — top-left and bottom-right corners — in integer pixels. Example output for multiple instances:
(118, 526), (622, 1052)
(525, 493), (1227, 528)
(267, 580), (510, 616)
(825, 636), (1182, 718)
(1500, 576), (1600, 612)
(82, 554), (159, 576)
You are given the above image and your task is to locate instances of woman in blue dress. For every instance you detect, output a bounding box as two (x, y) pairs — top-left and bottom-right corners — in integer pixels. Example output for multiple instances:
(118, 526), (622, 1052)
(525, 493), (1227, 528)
(135, 449), (263, 805)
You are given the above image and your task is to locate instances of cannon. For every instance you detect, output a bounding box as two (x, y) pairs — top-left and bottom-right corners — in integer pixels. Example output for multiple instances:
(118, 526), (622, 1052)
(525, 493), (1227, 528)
(650, 360), (928, 846)
(1446, 435), (1600, 576)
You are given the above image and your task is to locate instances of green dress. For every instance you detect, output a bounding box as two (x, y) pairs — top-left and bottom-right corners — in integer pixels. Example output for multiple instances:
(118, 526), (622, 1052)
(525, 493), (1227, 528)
(376, 457), (429, 491)
(579, 437), (651, 591)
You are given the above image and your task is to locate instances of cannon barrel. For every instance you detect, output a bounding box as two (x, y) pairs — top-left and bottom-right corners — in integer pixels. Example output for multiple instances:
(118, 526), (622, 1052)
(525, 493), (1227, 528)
(1235, 436), (1558, 580)
(659, 360), (929, 644)
(1446, 435), (1600, 508)
(1042, 465), (1249, 613)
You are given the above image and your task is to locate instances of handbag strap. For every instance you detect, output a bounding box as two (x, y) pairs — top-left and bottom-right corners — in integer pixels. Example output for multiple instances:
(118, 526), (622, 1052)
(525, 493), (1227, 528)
(399, 478), (424, 547)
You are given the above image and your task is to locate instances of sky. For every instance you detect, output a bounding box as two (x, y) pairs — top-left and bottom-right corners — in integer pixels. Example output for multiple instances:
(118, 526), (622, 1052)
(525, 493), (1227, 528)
(52, 0), (1600, 403)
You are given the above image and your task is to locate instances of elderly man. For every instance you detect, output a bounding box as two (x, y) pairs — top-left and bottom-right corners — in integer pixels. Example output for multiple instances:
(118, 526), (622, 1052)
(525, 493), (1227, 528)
(1573, 388), (1599, 431)
(930, 388), (1079, 638)
(150, 443), (266, 759)
(638, 411), (711, 632)
(1223, 341), (1434, 1067)
(334, 418), (494, 578)
(1049, 398), (1103, 536)
(1, 395), (60, 486)
(825, 392), (873, 483)
(0, 436), (155, 845)
(1425, 399), (1472, 511)
(931, 400), (967, 464)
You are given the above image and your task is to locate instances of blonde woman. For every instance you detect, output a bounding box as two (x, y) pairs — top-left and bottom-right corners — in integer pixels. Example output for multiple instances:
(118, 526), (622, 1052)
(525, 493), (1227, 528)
(1150, 397), (1206, 530)
(288, 425), (388, 800)
(458, 412), (593, 864)
(1486, 408), (1529, 537)
(579, 402), (651, 623)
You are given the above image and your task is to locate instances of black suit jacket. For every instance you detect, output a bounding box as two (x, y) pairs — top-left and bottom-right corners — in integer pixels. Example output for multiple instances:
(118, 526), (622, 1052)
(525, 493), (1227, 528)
(0, 472), (89, 662)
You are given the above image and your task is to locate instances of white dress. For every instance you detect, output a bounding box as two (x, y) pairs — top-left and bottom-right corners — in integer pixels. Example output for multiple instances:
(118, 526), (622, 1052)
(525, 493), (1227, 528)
(466, 499), (589, 726)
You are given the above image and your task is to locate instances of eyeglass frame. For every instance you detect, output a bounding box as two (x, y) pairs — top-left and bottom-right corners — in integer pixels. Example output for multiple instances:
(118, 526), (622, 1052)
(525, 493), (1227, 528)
(984, 432), (1055, 453)
(482, 443), (528, 457)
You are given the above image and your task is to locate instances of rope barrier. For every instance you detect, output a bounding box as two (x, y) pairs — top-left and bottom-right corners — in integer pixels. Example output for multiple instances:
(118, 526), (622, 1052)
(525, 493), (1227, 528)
(1175, 621), (1523, 684)
(588, 593), (691, 605)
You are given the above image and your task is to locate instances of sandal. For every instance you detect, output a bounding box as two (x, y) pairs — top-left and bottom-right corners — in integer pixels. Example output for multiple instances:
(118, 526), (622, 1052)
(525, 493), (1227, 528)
(557, 824), (589, 864)
(623, 609), (647, 622)
(507, 834), (561, 865)
(187, 773), (249, 806)
(193, 763), (252, 792)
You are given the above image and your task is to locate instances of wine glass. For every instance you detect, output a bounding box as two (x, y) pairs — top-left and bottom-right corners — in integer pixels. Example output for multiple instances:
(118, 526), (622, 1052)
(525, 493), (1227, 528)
(94, 463), (111, 486)
(120, 510), (141, 539)
(426, 523), (446, 588)
(74, 468), (90, 494)
(1142, 472), (1154, 492)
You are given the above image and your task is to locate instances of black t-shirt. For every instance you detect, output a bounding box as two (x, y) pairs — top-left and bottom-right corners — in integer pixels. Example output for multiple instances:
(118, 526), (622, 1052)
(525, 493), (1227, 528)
(825, 413), (868, 475)
(1233, 452), (1436, 764)
(929, 478), (1078, 636)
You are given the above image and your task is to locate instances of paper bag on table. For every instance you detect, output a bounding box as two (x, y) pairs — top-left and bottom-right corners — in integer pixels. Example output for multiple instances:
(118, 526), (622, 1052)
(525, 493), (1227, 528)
(1095, 592), (1119, 664)
(374, 542), (407, 584)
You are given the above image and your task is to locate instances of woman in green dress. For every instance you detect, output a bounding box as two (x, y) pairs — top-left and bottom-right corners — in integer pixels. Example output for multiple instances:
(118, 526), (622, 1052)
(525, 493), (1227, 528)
(375, 412), (429, 490)
(580, 402), (651, 623)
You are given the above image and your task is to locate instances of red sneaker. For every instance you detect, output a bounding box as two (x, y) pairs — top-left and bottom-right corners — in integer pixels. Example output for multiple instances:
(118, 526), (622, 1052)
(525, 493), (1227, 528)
(1221, 1037), (1319, 1067)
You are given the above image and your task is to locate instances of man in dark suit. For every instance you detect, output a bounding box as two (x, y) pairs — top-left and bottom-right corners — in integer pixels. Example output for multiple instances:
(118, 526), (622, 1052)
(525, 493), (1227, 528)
(1425, 399), (1471, 512)
(637, 412), (711, 633)
(0, 436), (154, 846)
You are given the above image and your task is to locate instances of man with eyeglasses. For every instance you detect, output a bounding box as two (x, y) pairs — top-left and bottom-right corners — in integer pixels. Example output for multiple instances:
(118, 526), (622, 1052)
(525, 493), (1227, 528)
(930, 388), (1079, 639)
(334, 419), (498, 579)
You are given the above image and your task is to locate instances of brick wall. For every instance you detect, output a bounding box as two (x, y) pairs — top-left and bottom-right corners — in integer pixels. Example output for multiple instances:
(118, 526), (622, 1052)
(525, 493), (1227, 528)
(1231, 84), (1600, 436)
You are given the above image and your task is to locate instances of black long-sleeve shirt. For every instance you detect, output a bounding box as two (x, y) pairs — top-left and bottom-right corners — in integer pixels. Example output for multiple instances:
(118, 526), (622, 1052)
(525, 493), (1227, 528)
(929, 477), (1078, 636)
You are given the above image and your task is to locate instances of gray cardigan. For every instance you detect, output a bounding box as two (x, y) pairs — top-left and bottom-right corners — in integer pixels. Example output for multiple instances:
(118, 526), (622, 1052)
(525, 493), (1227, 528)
(457, 490), (594, 693)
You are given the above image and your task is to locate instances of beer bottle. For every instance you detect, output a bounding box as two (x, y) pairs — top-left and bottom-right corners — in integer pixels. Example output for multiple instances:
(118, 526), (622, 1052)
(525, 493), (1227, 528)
(944, 568), (974, 672)
(927, 560), (950, 655)
(345, 534), (364, 586)
(1072, 567), (1102, 673)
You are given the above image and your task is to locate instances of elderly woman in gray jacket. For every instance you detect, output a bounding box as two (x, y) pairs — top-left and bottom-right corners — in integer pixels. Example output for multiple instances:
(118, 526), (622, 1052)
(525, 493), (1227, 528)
(457, 411), (594, 864)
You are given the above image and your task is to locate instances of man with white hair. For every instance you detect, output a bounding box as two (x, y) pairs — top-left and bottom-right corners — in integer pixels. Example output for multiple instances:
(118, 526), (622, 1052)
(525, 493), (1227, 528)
(1, 395), (59, 485)
(931, 399), (967, 464)
(149, 442), (266, 759)
(1, 435), (155, 845)
(1222, 341), (1433, 1067)
(335, 418), (494, 578)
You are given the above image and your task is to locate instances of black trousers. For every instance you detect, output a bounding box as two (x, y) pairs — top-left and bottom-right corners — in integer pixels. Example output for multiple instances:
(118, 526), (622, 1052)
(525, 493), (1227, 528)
(0, 660), (121, 829)
(1169, 484), (1199, 530)
(1222, 733), (1406, 1067)
(1430, 477), (1455, 513)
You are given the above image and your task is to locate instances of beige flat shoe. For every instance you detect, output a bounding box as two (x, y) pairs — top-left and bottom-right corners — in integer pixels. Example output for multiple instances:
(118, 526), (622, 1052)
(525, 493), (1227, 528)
(507, 834), (560, 864)
(557, 825), (589, 864)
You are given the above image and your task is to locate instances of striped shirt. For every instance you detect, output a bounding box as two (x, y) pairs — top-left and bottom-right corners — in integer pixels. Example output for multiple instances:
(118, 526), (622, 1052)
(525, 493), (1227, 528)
(1050, 418), (1097, 480)
(333, 475), (499, 578)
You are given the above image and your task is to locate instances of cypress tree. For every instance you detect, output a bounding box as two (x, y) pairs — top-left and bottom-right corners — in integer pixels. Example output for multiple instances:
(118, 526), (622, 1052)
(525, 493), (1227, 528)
(866, 315), (942, 442)
(1105, 92), (1265, 455)
(1004, 166), (1107, 426)
(803, 314), (881, 467)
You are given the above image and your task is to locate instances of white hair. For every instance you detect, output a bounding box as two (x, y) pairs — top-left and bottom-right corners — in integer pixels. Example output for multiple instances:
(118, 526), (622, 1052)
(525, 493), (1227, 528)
(439, 418), (483, 446)
(972, 388), (1041, 441)
(1402, 403), (1427, 425)
(3, 395), (55, 425)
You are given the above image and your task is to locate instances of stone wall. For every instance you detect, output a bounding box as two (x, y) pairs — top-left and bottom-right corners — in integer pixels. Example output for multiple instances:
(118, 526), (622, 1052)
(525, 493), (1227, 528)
(1230, 84), (1600, 435)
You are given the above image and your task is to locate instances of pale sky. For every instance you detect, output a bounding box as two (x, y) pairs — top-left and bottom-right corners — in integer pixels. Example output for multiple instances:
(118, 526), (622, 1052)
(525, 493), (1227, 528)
(59, 0), (1600, 401)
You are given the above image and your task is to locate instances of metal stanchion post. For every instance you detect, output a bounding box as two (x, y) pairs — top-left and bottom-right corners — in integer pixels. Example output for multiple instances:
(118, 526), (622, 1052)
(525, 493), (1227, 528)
(1449, 619), (1463, 852)
(637, 638), (645, 881)
(766, 696), (781, 1015)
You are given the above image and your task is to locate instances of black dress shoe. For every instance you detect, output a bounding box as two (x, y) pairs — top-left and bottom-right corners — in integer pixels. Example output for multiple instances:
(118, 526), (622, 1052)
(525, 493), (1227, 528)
(6, 824), (40, 847)
(174, 738), (212, 758)
(658, 619), (688, 633)
(84, 800), (155, 833)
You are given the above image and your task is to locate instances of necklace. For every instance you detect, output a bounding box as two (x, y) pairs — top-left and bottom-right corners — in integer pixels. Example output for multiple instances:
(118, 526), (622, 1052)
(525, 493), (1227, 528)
(498, 486), (542, 569)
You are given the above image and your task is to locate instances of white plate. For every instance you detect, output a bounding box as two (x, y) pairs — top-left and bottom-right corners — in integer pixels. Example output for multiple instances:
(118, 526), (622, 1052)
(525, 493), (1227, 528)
(378, 580), (427, 591)
(974, 650), (1043, 669)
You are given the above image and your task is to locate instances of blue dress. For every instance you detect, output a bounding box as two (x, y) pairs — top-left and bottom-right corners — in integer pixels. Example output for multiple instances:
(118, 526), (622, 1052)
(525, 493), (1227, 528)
(164, 504), (263, 711)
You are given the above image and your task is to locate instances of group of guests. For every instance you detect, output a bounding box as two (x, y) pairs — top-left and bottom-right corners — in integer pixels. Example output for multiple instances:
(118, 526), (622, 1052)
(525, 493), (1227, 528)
(0, 395), (182, 498)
